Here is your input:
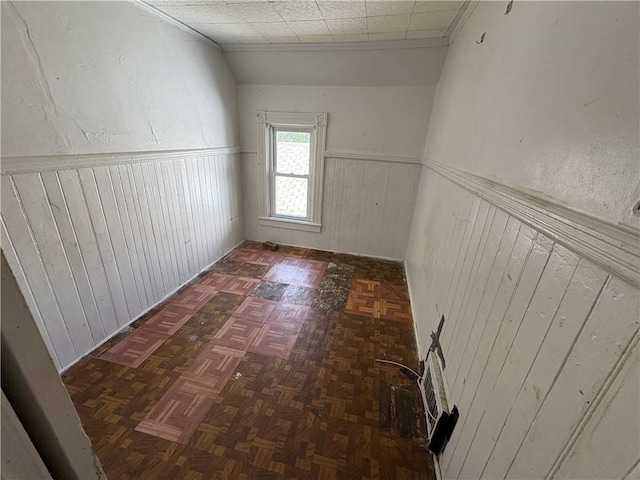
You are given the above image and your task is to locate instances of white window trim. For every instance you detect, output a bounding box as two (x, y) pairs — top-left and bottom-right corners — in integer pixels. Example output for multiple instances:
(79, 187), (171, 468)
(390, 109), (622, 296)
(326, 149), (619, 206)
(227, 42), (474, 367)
(257, 110), (327, 233)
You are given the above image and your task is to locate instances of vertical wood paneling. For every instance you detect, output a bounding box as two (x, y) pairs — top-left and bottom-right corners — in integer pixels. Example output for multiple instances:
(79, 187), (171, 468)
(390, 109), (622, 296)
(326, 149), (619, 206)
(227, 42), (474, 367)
(406, 167), (640, 479)
(1, 154), (243, 371)
(12, 174), (95, 355)
(56, 170), (120, 337)
(1, 176), (74, 367)
(449, 215), (520, 398)
(138, 162), (171, 295)
(243, 153), (421, 259)
(482, 259), (609, 479)
(447, 207), (505, 381)
(78, 169), (131, 327)
(458, 244), (581, 479)
(552, 341), (639, 480)
(443, 234), (555, 479)
(179, 159), (201, 270)
(143, 161), (176, 291)
(40, 171), (105, 343)
(440, 223), (537, 474)
(441, 200), (491, 354)
(126, 163), (163, 301)
(93, 167), (142, 318)
(172, 161), (196, 277)
(1, 217), (61, 367)
(507, 276), (639, 479)
(111, 166), (153, 307)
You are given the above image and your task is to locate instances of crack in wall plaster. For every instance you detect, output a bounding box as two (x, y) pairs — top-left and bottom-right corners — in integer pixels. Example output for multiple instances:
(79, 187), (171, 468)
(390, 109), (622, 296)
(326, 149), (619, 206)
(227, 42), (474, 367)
(6, 2), (73, 151)
(59, 106), (91, 144)
(146, 118), (161, 148)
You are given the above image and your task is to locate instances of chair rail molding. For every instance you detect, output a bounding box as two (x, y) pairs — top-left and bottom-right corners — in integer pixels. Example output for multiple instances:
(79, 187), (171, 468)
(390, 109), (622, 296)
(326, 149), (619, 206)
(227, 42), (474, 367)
(242, 146), (421, 166)
(1, 146), (242, 175)
(422, 157), (640, 289)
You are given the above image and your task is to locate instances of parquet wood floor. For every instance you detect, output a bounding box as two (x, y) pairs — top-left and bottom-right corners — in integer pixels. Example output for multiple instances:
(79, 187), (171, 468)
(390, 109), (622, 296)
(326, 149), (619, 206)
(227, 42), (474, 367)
(62, 242), (435, 479)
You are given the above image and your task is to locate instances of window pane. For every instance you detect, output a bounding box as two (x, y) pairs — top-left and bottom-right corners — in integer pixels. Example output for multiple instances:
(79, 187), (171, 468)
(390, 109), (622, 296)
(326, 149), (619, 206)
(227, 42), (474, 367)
(276, 131), (310, 175)
(275, 176), (308, 218)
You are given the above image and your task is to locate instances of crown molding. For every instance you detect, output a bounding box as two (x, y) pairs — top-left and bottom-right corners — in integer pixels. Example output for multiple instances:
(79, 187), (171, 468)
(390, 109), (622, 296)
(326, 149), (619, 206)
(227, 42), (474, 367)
(422, 157), (640, 288)
(130, 0), (222, 51)
(449, 1), (480, 44)
(1, 147), (241, 175)
(222, 37), (449, 53)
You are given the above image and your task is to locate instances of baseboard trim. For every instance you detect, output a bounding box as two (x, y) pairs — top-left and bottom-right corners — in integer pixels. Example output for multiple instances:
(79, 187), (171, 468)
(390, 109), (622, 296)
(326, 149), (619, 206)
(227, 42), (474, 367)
(59, 239), (244, 373)
(1, 146), (242, 175)
(422, 158), (640, 289)
(244, 238), (404, 262)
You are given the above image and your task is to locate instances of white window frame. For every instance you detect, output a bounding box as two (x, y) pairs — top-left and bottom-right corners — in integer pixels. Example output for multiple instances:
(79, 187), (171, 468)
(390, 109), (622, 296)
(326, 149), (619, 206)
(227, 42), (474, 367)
(257, 110), (327, 233)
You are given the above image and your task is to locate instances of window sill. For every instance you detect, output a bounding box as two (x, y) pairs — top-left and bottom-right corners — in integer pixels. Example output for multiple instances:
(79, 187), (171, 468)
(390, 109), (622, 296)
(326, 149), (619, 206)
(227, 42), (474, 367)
(258, 216), (322, 233)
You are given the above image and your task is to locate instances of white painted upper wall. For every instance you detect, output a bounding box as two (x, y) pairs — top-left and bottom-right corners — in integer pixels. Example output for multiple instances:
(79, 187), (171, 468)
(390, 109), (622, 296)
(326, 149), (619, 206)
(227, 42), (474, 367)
(239, 84), (435, 157)
(224, 43), (448, 86)
(239, 84), (431, 258)
(1, 1), (239, 157)
(424, 1), (640, 228)
(234, 42), (446, 258)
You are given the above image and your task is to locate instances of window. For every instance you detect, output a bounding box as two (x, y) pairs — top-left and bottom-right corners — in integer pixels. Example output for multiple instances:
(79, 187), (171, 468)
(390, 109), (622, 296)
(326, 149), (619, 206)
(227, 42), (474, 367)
(272, 128), (311, 219)
(257, 111), (327, 232)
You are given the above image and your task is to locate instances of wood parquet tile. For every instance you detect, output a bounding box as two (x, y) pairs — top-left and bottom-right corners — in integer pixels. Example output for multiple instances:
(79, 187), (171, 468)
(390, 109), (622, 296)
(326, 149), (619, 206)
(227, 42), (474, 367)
(198, 272), (236, 290)
(186, 345), (245, 386)
(172, 284), (219, 311)
(136, 375), (219, 443)
(267, 304), (310, 329)
(233, 297), (278, 323)
(344, 279), (412, 323)
(211, 317), (263, 351)
(248, 324), (301, 360)
(143, 305), (195, 336)
(63, 243), (434, 480)
(221, 276), (261, 296)
(99, 327), (169, 368)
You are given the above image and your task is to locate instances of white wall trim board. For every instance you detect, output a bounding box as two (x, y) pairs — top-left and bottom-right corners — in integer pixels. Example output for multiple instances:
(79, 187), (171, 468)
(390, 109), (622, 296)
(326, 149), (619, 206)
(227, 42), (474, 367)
(59, 239), (244, 373)
(444, 0), (474, 40)
(405, 258), (426, 360)
(222, 37), (449, 53)
(131, 0), (222, 51)
(448, 1), (479, 44)
(258, 217), (322, 233)
(325, 150), (422, 165)
(422, 158), (640, 289)
(247, 238), (404, 263)
(243, 147), (421, 166)
(1, 147), (242, 175)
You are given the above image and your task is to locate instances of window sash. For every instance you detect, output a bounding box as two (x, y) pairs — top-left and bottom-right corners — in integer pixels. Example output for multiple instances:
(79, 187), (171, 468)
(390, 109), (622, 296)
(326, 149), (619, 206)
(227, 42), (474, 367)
(270, 126), (314, 221)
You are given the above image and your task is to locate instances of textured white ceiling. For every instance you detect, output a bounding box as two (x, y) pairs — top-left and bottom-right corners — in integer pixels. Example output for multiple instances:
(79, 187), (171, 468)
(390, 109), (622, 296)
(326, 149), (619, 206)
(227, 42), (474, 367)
(146, 1), (466, 45)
